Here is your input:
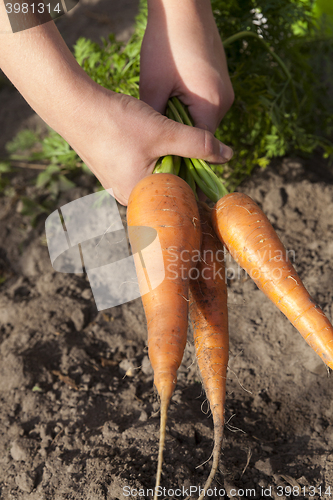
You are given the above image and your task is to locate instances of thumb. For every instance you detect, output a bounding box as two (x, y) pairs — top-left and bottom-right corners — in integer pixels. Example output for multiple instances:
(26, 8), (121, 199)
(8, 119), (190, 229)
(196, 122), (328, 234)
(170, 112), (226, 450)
(157, 119), (233, 164)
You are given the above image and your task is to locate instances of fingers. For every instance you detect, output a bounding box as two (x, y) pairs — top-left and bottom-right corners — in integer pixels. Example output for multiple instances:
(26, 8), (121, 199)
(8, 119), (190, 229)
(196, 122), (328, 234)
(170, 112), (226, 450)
(187, 87), (235, 134)
(140, 87), (168, 115)
(189, 106), (220, 135)
(157, 119), (233, 164)
(139, 77), (171, 115)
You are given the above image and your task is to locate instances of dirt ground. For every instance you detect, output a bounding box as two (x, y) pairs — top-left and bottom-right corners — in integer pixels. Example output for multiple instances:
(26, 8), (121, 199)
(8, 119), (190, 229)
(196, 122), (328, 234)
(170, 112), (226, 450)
(1, 2), (333, 500)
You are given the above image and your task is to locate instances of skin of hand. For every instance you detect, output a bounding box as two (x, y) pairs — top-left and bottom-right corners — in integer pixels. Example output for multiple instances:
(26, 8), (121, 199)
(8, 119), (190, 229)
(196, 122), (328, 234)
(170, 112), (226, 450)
(140, 0), (235, 135)
(0, 5), (233, 205)
(60, 87), (234, 205)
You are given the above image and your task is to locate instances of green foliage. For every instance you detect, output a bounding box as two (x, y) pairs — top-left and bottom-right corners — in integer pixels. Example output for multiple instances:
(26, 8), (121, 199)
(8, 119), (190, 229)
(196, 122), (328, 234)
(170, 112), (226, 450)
(0, 163), (11, 173)
(19, 196), (48, 217)
(2, 126), (90, 222)
(73, 11), (144, 98)
(17, 195), (56, 227)
(6, 129), (39, 157)
(210, 0), (333, 188)
(4, 0), (333, 205)
(2, 128), (92, 223)
(74, 36), (140, 96)
(0, 161), (12, 192)
(40, 131), (79, 167)
(36, 164), (76, 194)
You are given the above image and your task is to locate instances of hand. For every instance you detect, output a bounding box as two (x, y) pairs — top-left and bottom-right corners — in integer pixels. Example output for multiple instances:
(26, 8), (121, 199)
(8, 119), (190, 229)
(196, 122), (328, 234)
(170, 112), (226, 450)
(64, 86), (233, 205)
(0, 19), (230, 206)
(140, 0), (235, 135)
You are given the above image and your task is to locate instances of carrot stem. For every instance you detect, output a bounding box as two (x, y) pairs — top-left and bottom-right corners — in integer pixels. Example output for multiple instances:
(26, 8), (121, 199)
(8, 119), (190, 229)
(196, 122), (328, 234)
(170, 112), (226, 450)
(184, 163), (197, 197)
(170, 97), (193, 127)
(179, 161), (198, 198)
(154, 155), (176, 175)
(167, 99), (184, 125)
(173, 155), (181, 176)
(196, 158), (228, 198)
(184, 158), (220, 202)
(166, 97), (229, 202)
(191, 158), (217, 192)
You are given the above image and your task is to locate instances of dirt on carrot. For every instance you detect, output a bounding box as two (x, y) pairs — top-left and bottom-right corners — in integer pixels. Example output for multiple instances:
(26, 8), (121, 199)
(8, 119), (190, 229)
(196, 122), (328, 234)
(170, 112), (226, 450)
(212, 190), (333, 371)
(189, 201), (229, 499)
(127, 173), (201, 496)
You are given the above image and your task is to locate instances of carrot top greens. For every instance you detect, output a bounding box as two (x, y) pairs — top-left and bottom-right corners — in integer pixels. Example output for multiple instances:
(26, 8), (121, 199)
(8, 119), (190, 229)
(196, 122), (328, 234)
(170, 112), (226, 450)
(154, 98), (229, 203)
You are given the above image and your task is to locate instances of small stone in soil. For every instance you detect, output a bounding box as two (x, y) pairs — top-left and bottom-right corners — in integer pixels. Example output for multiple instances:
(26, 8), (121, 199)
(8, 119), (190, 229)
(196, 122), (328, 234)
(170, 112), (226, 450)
(15, 472), (35, 493)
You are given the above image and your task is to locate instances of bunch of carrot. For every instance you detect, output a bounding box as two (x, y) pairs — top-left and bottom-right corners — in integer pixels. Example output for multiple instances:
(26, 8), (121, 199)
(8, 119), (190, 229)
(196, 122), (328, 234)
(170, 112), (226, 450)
(127, 97), (333, 499)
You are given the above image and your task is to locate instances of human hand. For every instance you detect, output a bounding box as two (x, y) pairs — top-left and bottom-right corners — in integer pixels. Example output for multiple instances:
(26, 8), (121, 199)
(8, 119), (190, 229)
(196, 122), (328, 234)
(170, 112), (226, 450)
(140, 0), (235, 136)
(64, 86), (232, 205)
(0, 19), (230, 206)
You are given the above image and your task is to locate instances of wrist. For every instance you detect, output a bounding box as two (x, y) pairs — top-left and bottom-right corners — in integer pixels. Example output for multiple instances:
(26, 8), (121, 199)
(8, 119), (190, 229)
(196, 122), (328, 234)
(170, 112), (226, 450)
(146, 0), (220, 53)
(147, 0), (213, 21)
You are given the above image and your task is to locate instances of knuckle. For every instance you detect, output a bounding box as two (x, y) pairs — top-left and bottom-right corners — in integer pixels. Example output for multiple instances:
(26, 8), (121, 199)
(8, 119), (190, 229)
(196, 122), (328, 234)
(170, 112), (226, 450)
(225, 85), (235, 111)
(203, 130), (216, 157)
(215, 81), (235, 116)
(152, 116), (178, 156)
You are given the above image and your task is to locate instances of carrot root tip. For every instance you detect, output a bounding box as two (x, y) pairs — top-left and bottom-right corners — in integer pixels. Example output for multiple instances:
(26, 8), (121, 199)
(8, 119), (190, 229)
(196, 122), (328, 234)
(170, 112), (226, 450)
(154, 397), (170, 500)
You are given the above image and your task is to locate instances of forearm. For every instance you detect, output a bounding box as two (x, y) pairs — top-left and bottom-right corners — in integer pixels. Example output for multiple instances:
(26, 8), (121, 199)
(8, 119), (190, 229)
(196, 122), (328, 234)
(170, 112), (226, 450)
(148, 0), (215, 18)
(0, 7), (99, 142)
(143, 0), (233, 131)
(147, 0), (220, 40)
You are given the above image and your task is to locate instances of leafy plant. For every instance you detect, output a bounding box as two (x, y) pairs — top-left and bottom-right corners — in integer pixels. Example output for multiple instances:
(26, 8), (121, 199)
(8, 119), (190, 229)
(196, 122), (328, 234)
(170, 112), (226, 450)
(3, 0), (333, 208)
(210, 0), (333, 187)
(74, 34), (141, 97)
(5, 129), (39, 157)
(1, 129), (94, 224)
(0, 162), (12, 192)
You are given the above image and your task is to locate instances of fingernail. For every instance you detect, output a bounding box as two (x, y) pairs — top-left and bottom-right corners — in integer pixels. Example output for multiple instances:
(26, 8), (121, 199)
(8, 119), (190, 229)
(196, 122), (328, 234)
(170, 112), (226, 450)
(220, 144), (233, 162)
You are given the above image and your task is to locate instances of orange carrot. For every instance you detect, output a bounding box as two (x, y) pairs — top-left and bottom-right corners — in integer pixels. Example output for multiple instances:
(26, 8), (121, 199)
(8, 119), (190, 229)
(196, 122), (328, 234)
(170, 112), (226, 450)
(212, 192), (333, 369)
(189, 202), (229, 500)
(127, 173), (201, 497)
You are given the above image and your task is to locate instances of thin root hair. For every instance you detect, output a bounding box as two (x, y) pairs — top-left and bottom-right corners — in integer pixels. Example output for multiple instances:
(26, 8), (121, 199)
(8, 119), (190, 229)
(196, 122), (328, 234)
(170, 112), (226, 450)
(200, 398), (210, 415)
(228, 367), (253, 395)
(195, 449), (214, 470)
(225, 414), (246, 434)
(241, 448), (252, 477)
